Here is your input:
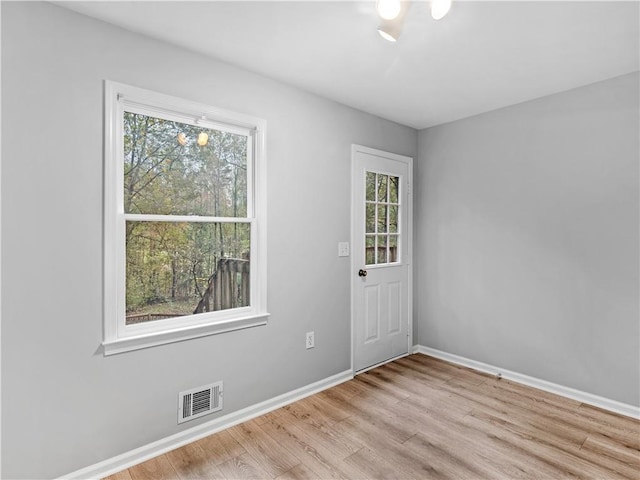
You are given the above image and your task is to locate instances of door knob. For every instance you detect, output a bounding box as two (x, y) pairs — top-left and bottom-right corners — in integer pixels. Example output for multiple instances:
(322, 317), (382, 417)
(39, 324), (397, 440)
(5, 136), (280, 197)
(358, 269), (368, 277)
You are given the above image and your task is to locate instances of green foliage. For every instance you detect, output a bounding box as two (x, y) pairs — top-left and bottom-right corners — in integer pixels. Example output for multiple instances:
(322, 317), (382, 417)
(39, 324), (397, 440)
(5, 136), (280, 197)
(123, 112), (250, 316)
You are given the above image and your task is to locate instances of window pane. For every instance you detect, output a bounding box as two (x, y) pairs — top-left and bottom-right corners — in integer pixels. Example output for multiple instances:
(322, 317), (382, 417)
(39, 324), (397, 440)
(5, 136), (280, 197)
(377, 204), (388, 233)
(389, 176), (399, 203)
(366, 203), (376, 233)
(389, 205), (398, 233)
(123, 112), (247, 217)
(125, 221), (250, 324)
(365, 235), (375, 265)
(389, 235), (398, 263)
(377, 235), (387, 264)
(377, 174), (388, 202)
(366, 172), (376, 202)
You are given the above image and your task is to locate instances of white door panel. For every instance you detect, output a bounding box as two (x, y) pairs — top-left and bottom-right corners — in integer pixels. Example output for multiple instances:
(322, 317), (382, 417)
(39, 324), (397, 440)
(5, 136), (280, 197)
(352, 146), (412, 372)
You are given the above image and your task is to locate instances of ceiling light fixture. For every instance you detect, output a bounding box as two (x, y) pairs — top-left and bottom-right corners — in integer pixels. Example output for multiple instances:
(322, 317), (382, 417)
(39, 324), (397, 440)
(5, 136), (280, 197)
(376, 0), (401, 20)
(376, 0), (407, 42)
(377, 22), (402, 42)
(431, 0), (452, 20)
(376, 1), (453, 43)
(197, 132), (209, 147)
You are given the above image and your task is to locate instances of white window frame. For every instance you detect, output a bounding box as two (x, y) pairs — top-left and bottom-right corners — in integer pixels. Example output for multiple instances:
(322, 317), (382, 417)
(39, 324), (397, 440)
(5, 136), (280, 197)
(103, 81), (268, 355)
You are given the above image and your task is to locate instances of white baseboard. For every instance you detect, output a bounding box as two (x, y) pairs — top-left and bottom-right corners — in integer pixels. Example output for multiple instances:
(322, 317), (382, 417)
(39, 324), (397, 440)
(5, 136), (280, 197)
(413, 345), (640, 419)
(60, 369), (353, 480)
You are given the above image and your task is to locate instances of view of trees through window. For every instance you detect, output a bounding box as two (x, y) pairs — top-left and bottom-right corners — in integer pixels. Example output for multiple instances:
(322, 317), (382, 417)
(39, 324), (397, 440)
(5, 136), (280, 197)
(365, 171), (400, 265)
(124, 112), (250, 324)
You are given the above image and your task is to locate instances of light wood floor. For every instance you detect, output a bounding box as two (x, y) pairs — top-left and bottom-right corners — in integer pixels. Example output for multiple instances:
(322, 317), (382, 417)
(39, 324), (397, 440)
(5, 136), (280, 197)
(105, 354), (640, 480)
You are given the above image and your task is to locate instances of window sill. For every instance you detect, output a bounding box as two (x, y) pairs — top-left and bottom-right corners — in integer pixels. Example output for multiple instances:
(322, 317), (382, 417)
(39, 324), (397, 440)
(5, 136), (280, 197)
(102, 313), (270, 356)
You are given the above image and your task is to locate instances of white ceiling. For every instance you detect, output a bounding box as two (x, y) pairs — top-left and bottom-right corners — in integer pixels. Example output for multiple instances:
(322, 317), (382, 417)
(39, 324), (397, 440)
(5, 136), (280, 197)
(58, 1), (639, 129)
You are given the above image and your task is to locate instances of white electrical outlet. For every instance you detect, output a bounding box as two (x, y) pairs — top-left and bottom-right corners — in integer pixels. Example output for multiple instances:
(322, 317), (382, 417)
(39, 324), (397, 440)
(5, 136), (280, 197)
(306, 331), (315, 349)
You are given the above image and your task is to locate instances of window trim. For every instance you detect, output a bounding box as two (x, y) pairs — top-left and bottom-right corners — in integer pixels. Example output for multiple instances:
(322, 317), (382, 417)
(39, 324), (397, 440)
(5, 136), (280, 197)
(103, 81), (268, 356)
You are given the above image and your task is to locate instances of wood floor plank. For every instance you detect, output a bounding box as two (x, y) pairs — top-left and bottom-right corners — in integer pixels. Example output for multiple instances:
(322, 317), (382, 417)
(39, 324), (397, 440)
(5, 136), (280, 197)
(369, 363), (452, 401)
(397, 355), (466, 384)
(403, 390), (474, 421)
(315, 384), (406, 432)
(485, 376), (583, 411)
(258, 417), (339, 479)
(196, 429), (247, 465)
(129, 456), (179, 480)
(577, 403), (640, 445)
(300, 394), (352, 424)
(331, 411), (450, 479)
(397, 395), (571, 479)
(582, 432), (640, 464)
(253, 406), (287, 426)
(103, 470), (134, 480)
(454, 384), (592, 448)
(344, 444), (441, 480)
(352, 372), (411, 405)
(165, 442), (224, 479)
(390, 357), (468, 396)
(282, 396), (340, 428)
(274, 463), (321, 480)
(228, 420), (300, 478)
(279, 411), (363, 461)
(401, 432), (506, 479)
(353, 369), (412, 401)
(464, 378), (585, 421)
(580, 433), (640, 478)
(463, 407), (630, 479)
(329, 378), (368, 399)
(104, 354), (640, 480)
(474, 403), (590, 452)
(465, 384), (639, 452)
(259, 415), (364, 479)
(216, 452), (270, 480)
(331, 406), (417, 448)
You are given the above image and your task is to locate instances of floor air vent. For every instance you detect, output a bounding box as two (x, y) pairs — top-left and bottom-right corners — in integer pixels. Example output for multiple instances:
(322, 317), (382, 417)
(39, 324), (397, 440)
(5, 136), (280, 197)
(178, 381), (223, 424)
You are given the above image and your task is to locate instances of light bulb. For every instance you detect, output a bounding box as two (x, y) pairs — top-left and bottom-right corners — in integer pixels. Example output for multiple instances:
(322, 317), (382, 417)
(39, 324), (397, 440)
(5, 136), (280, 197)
(377, 27), (398, 42)
(431, 0), (452, 20)
(197, 132), (209, 146)
(376, 0), (401, 20)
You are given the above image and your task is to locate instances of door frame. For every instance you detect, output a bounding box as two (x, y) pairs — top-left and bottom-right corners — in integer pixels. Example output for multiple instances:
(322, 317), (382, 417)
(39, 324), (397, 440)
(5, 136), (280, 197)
(350, 144), (413, 374)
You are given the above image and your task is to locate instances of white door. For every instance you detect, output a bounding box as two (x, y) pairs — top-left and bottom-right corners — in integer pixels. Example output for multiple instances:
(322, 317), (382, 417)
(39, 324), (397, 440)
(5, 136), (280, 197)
(352, 145), (412, 372)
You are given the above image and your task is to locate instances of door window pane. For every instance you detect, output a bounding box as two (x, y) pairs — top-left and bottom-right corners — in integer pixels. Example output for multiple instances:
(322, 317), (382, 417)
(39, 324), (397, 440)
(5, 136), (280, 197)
(389, 235), (398, 263)
(377, 235), (388, 264)
(377, 205), (388, 233)
(389, 205), (398, 233)
(365, 235), (375, 265)
(389, 176), (399, 203)
(366, 172), (376, 202)
(366, 204), (376, 233)
(377, 174), (388, 202)
(364, 171), (401, 266)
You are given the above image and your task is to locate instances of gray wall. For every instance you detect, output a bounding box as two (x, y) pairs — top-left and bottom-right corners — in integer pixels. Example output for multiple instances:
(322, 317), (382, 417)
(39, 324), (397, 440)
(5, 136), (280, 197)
(416, 72), (639, 407)
(3, 2), (638, 478)
(0, 3), (417, 478)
